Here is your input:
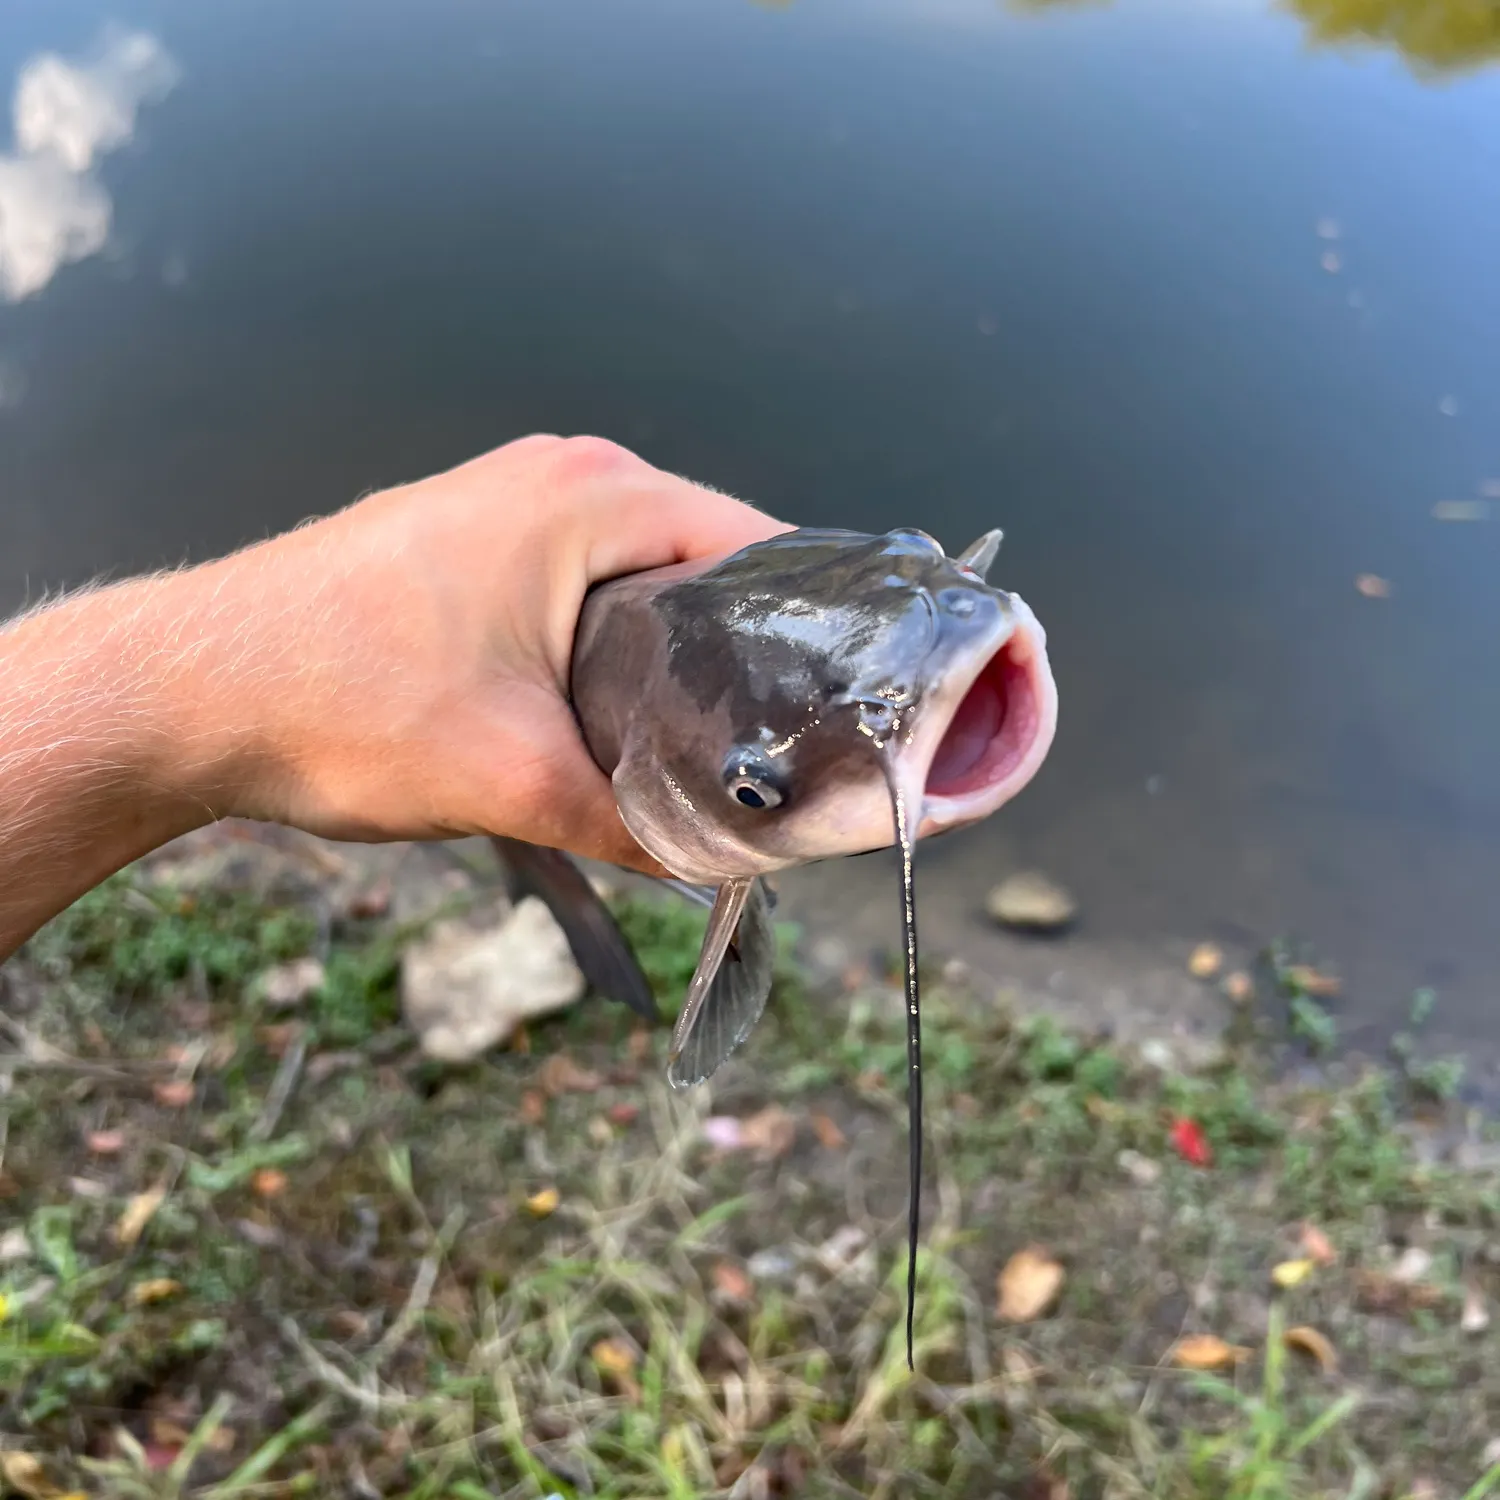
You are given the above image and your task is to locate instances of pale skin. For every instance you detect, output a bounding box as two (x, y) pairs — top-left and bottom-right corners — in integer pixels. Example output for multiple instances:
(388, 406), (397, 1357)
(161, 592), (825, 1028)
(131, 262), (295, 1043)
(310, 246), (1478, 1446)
(0, 434), (790, 963)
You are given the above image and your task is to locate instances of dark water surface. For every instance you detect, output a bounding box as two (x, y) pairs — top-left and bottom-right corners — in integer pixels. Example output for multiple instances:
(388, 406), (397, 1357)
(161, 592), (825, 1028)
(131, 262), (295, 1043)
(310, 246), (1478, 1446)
(3, 0), (1499, 1058)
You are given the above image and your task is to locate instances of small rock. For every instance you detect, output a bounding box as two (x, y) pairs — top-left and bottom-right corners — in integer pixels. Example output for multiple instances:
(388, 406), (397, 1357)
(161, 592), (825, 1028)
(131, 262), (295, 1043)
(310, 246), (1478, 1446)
(1140, 1038), (1175, 1073)
(401, 898), (585, 1063)
(747, 1247), (799, 1281)
(254, 956), (326, 1010)
(0, 1227), (31, 1262)
(986, 873), (1076, 932)
(1391, 1246), (1433, 1284)
(1117, 1149), (1162, 1186)
(1483, 1436), (1500, 1468)
(1462, 1286), (1490, 1334)
(1223, 971), (1255, 1004)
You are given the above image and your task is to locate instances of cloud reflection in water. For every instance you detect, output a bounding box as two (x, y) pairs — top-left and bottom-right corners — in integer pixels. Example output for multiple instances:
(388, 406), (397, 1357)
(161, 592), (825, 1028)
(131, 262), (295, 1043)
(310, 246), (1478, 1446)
(0, 28), (177, 302)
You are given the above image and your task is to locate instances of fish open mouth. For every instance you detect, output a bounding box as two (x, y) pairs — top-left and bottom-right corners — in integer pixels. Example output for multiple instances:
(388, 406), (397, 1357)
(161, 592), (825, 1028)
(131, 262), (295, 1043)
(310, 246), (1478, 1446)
(921, 621), (1055, 823)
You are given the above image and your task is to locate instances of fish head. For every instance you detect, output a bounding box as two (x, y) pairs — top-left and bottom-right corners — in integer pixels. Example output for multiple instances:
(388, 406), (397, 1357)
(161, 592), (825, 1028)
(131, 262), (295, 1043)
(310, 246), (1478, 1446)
(604, 525), (1057, 882)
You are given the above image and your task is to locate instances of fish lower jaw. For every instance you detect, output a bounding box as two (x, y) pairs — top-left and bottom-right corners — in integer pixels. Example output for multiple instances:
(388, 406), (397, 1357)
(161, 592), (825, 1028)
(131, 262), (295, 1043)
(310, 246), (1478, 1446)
(917, 617), (1057, 833)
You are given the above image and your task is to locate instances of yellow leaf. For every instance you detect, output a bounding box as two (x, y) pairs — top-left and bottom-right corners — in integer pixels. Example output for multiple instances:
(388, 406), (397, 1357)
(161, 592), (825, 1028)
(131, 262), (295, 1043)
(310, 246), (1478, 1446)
(1272, 1257), (1315, 1289)
(0, 1293), (9, 1325)
(591, 1337), (639, 1376)
(1170, 1334), (1252, 1370)
(996, 1246), (1065, 1322)
(0, 1451), (63, 1499)
(525, 1186), (560, 1217)
(1284, 1324), (1338, 1373)
(129, 1278), (183, 1306)
(1187, 943), (1223, 980)
(114, 1184), (167, 1248)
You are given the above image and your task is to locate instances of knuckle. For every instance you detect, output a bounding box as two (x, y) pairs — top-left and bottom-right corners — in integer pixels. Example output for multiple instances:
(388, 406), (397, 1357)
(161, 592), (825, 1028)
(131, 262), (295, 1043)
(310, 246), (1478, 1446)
(550, 434), (634, 484)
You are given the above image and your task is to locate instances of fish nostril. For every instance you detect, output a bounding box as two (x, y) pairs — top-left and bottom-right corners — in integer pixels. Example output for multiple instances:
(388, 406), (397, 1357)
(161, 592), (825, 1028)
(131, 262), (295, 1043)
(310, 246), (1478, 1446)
(939, 587), (978, 618)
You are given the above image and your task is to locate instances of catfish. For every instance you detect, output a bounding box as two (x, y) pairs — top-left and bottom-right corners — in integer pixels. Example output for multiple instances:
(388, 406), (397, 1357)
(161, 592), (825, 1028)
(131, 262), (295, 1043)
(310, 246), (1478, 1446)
(493, 525), (1058, 1367)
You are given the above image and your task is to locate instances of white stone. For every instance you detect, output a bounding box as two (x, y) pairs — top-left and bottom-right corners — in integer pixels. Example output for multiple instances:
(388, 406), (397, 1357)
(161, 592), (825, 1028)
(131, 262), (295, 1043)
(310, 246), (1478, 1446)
(401, 898), (585, 1063)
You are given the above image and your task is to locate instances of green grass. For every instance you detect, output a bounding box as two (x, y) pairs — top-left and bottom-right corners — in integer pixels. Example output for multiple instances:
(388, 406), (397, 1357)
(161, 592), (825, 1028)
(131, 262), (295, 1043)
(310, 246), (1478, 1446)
(2, 847), (1500, 1497)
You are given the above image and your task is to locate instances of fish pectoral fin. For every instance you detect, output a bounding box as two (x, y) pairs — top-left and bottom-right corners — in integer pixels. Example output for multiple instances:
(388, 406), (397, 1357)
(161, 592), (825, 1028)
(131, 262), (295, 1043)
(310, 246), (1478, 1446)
(488, 836), (659, 1022)
(666, 877), (775, 1088)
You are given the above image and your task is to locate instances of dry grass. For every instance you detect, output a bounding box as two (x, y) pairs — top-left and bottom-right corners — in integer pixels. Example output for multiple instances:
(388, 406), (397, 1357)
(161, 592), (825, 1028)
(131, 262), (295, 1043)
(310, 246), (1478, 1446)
(2, 841), (1500, 1499)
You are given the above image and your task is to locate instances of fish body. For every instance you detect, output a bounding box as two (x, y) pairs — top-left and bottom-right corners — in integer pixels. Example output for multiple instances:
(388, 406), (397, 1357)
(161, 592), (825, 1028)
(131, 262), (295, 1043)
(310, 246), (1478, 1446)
(493, 524), (1057, 1365)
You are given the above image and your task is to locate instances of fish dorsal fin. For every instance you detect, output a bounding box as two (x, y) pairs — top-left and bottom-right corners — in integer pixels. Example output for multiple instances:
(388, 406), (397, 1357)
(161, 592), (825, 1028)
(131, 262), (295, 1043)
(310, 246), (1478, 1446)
(667, 878), (776, 1088)
(956, 528), (1003, 580)
(488, 836), (659, 1021)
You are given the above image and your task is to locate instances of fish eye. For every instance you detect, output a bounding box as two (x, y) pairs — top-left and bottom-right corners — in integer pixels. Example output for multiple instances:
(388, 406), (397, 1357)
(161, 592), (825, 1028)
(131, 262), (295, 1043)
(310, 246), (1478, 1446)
(723, 756), (785, 811)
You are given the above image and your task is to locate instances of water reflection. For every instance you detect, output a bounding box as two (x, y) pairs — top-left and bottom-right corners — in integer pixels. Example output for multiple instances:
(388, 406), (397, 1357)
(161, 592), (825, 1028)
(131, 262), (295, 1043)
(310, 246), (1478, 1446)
(1288, 0), (1500, 73)
(0, 27), (176, 302)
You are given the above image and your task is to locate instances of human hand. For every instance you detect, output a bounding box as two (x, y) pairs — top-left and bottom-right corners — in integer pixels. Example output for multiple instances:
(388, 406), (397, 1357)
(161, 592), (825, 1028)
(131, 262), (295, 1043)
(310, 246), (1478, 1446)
(195, 434), (790, 874)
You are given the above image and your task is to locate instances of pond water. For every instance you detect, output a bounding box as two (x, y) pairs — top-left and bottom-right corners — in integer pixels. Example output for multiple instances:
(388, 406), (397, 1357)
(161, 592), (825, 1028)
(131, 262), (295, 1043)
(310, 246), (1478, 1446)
(2, 0), (1499, 1063)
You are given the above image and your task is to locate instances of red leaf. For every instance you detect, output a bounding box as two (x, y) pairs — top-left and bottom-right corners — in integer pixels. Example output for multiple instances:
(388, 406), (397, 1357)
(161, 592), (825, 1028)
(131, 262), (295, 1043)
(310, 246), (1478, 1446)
(1170, 1116), (1212, 1167)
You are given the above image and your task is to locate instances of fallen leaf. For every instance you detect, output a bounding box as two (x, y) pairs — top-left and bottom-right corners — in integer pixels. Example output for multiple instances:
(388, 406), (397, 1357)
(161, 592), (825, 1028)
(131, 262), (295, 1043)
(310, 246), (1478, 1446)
(1354, 573), (1390, 599)
(1170, 1117), (1213, 1167)
(510, 1024), (531, 1056)
(740, 1104), (797, 1159)
(251, 1167), (288, 1199)
(152, 1079), (195, 1109)
(525, 1186), (559, 1217)
(1284, 965), (1342, 997)
(1272, 1258), (1316, 1289)
(255, 956), (326, 1009)
(206, 1035), (237, 1071)
(809, 1111), (847, 1150)
(1188, 943), (1223, 979)
(1170, 1333), (1251, 1370)
(347, 883), (391, 919)
(997, 1246), (1065, 1322)
(591, 1337), (642, 1400)
(1462, 1285), (1490, 1334)
(1353, 1268), (1444, 1314)
(1223, 971), (1255, 1004)
(1284, 1324), (1338, 1373)
(607, 1102), (639, 1126)
(0, 1451), (62, 1499)
(142, 1440), (180, 1471)
(255, 1022), (299, 1058)
(0, 1171), (17, 1200)
(702, 1116), (744, 1150)
(86, 1128), (126, 1156)
(148, 1417), (191, 1448)
(518, 1089), (547, 1126)
(539, 1053), (603, 1096)
(129, 1277), (183, 1306)
(712, 1262), (754, 1303)
(114, 1184), (167, 1247)
(1116, 1149), (1162, 1187)
(1299, 1223), (1337, 1267)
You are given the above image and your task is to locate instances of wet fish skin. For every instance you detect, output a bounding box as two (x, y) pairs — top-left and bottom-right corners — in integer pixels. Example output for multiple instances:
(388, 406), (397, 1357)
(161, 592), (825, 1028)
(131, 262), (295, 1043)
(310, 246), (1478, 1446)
(491, 523), (1058, 1371)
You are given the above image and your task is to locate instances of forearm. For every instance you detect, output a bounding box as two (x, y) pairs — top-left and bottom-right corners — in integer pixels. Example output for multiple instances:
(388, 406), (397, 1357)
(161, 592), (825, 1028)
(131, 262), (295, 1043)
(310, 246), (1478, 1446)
(0, 569), (260, 961)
